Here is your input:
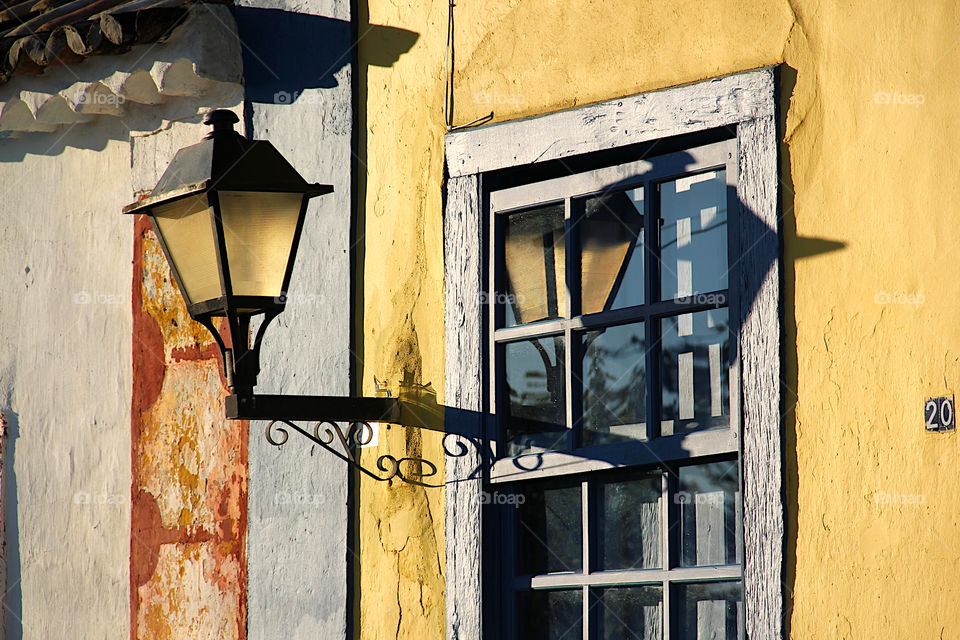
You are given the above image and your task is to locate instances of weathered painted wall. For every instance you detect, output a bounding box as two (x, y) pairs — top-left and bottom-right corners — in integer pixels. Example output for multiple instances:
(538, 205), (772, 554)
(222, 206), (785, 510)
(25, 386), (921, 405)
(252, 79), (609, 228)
(123, 11), (249, 637)
(0, 116), (135, 639)
(128, 100), (251, 640)
(356, 1), (446, 638)
(0, 6), (248, 638)
(236, 0), (353, 636)
(360, 0), (960, 638)
(130, 206), (249, 639)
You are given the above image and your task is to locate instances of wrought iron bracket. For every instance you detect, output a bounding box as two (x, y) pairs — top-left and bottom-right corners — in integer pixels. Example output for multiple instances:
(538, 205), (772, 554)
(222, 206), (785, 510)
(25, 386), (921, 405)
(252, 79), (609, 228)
(263, 419), (476, 487)
(225, 393), (444, 430)
(224, 374), (461, 486)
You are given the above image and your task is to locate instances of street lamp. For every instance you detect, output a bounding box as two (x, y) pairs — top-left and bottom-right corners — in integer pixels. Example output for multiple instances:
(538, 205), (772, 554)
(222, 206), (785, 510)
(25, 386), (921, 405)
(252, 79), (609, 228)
(124, 109), (435, 429)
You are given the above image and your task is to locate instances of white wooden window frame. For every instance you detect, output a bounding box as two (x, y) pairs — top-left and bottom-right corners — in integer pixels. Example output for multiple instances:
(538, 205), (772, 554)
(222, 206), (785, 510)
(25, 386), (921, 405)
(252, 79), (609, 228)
(443, 67), (782, 640)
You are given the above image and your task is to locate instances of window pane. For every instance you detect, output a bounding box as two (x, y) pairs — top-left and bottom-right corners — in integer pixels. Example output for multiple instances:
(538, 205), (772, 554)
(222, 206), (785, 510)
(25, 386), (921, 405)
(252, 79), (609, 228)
(660, 308), (729, 435)
(517, 482), (582, 575)
(504, 336), (568, 456)
(659, 170), (727, 301)
(597, 473), (660, 570)
(582, 323), (647, 446)
(517, 589), (582, 640)
(676, 582), (742, 640)
(580, 188), (644, 313)
(503, 203), (567, 326)
(593, 586), (662, 640)
(678, 461), (740, 567)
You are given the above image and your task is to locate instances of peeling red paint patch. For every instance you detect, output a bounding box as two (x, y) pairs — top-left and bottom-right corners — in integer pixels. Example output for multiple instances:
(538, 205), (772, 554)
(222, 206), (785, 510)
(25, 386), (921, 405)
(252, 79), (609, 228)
(131, 489), (213, 588)
(131, 215), (248, 640)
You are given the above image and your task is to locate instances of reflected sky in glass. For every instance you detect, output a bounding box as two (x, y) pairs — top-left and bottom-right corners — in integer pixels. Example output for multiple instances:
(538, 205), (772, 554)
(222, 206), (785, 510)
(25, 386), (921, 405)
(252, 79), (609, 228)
(598, 473), (660, 570)
(676, 581), (742, 640)
(594, 586), (662, 640)
(517, 481), (582, 575)
(678, 460), (740, 567)
(505, 336), (568, 455)
(582, 323), (646, 446)
(661, 308), (729, 435)
(659, 170), (727, 301)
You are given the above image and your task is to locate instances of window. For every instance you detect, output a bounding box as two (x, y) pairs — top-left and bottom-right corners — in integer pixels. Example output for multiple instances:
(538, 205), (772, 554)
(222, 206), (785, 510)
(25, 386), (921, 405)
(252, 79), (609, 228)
(498, 462), (743, 640)
(443, 68), (782, 640)
(489, 141), (736, 461)
(487, 140), (743, 639)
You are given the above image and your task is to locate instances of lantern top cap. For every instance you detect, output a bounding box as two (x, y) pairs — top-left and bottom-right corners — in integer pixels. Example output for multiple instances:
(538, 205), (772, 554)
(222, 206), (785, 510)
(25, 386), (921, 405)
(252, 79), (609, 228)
(122, 108), (332, 215)
(204, 109), (240, 137)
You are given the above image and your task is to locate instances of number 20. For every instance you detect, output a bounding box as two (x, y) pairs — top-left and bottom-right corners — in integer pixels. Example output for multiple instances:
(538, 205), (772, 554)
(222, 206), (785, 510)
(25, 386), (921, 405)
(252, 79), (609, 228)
(925, 398), (953, 430)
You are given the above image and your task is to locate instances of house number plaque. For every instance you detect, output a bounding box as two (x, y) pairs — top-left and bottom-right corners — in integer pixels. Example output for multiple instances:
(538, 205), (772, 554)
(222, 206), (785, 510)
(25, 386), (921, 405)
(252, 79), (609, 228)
(925, 396), (955, 432)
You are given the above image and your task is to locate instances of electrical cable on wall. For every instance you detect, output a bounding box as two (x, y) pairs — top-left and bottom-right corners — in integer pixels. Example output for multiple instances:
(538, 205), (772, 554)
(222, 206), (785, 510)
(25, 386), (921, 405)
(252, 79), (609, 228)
(445, 0), (493, 131)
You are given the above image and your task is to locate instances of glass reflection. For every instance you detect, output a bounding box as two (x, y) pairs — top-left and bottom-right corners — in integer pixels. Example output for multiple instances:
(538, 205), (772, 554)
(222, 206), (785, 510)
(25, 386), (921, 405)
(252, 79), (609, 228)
(598, 473), (660, 570)
(580, 188), (644, 313)
(582, 323), (646, 446)
(676, 581), (742, 640)
(593, 586), (662, 640)
(660, 308), (729, 435)
(517, 589), (583, 640)
(678, 460), (741, 567)
(517, 482), (583, 575)
(505, 336), (568, 456)
(503, 203), (567, 326)
(659, 170), (728, 301)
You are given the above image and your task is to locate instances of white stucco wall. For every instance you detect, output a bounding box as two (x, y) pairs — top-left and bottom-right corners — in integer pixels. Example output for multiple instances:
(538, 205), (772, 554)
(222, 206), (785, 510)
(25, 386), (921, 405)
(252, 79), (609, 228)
(0, 1), (351, 633)
(238, 0), (353, 637)
(0, 6), (244, 637)
(0, 116), (134, 639)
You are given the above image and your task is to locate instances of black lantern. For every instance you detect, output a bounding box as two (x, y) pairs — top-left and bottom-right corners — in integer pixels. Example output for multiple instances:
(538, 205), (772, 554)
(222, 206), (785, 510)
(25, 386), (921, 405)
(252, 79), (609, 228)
(124, 109), (331, 399)
(124, 109), (442, 429)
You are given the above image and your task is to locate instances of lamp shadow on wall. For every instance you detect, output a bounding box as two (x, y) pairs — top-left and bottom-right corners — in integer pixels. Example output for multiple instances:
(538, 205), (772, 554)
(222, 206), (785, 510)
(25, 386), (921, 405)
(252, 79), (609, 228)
(231, 2), (419, 390)
(233, 7), (418, 106)
(478, 116), (843, 637)
(451, 137), (845, 463)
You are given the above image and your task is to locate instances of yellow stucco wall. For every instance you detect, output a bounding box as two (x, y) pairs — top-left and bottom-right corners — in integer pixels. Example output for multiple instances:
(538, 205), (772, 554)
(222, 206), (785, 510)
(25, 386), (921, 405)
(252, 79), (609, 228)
(358, 1), (960, 637)
(356, 1), (447, 638)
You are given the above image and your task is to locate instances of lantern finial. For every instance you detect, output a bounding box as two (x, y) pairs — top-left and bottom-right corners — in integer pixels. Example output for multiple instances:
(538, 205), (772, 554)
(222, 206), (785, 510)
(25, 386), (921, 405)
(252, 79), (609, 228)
(204, 109), (239, 138)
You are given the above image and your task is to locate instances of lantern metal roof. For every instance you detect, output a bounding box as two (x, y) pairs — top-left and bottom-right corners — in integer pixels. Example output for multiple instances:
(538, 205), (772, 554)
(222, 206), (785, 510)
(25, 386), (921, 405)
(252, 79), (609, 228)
(123, 110), (332, 215)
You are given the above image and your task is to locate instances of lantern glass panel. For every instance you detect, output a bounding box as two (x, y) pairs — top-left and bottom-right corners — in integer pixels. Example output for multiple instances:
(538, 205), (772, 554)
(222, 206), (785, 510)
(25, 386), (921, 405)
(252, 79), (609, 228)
(152, 194), (221, 304)
(218, 191), (305, 299)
